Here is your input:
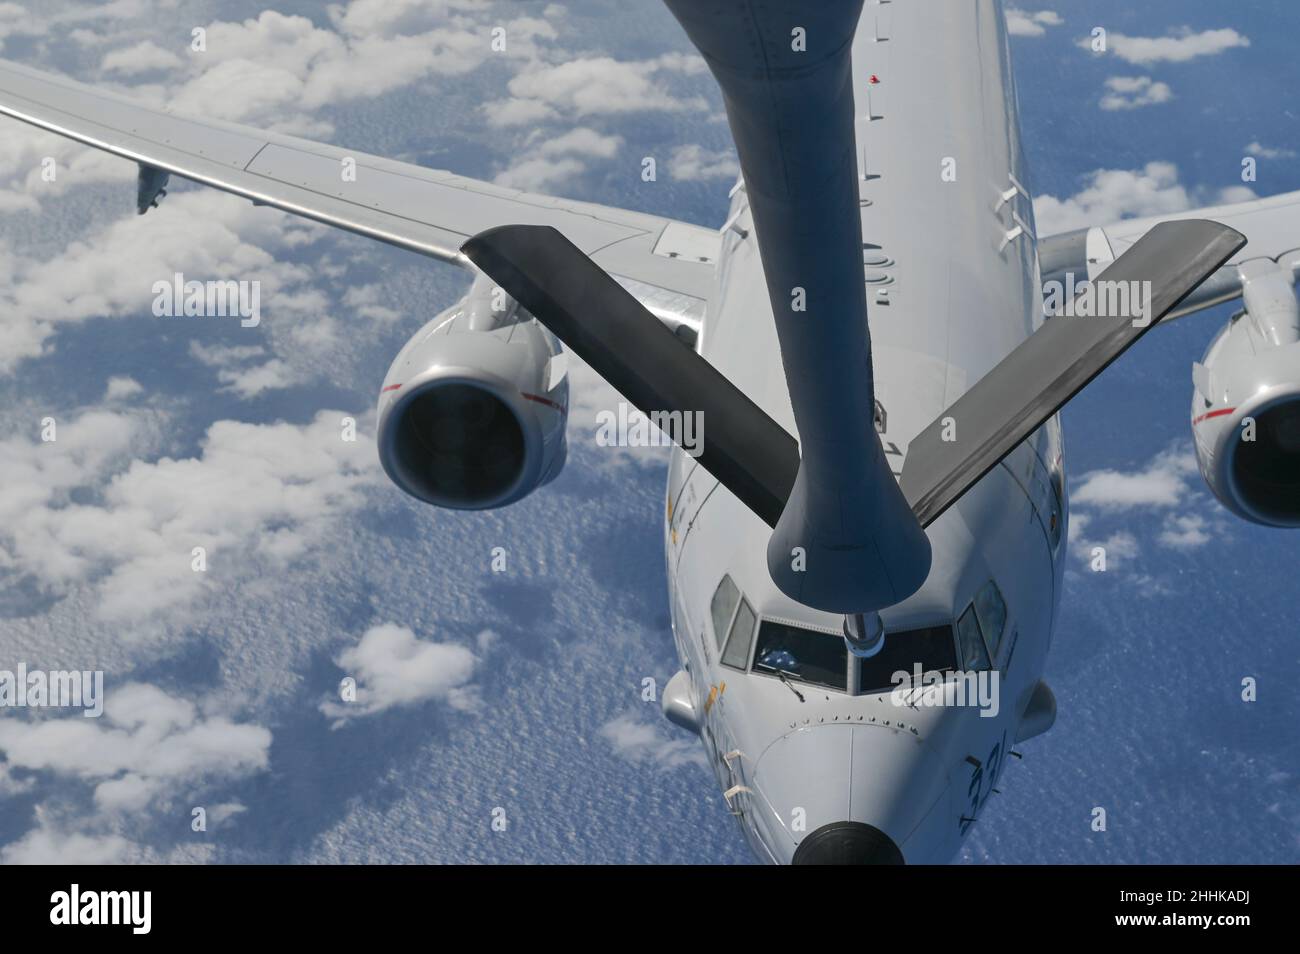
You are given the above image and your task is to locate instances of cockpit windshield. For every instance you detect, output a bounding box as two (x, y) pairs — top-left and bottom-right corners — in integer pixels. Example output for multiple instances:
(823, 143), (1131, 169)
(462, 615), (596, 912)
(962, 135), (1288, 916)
(858, 625), (958, 692)
(752, 621), (848, 691)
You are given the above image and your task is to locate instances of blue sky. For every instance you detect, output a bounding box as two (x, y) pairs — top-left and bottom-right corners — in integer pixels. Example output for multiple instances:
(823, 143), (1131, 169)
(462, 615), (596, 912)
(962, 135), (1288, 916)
(0, 0), (1295, 863)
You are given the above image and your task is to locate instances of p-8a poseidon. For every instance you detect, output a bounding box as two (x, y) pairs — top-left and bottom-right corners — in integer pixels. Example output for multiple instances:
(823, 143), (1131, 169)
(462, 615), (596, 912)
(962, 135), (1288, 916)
(2, 1), (1297, 864)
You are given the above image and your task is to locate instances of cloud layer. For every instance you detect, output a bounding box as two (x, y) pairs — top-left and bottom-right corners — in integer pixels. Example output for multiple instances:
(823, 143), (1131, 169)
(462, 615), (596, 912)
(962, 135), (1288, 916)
(1, 408), (380, 628)
(1034, 161), (1255, 235)
(1089, 28), (1250, 66)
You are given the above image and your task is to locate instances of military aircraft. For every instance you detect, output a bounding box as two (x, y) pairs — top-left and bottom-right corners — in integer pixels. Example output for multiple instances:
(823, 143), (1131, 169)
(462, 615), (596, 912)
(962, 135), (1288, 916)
(2, 0), (1295, 863)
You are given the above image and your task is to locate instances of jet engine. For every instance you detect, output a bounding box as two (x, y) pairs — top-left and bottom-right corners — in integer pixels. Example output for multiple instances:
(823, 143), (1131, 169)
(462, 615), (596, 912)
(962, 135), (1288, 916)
(1191, 260), (1300, 527)
(377, 272), (568, 510)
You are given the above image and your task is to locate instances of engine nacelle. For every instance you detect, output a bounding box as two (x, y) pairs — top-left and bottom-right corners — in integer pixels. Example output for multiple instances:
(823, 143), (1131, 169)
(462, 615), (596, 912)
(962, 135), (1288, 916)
(377, 275), (568, 510)
(1191, 262), (1300, 528)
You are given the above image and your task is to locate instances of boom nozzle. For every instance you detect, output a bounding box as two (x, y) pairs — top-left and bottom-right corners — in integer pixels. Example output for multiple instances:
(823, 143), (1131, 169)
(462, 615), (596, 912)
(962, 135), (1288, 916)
(843, 612), (885, 659)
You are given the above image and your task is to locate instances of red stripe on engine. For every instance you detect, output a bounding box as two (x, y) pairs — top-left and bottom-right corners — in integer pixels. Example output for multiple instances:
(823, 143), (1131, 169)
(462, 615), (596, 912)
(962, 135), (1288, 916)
(521, 392), (567, 415)
(1192, 407), (1235, 425)
(380, 383), (402, 393)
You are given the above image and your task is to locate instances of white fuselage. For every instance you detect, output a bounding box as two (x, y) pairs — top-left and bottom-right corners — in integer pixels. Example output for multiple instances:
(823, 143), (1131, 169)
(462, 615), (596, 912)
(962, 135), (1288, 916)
(662, 1), (1069, 864)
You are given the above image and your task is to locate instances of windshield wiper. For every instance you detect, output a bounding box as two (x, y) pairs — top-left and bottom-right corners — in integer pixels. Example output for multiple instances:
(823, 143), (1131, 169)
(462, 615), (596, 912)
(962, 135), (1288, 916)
(776, 670), (805, 703)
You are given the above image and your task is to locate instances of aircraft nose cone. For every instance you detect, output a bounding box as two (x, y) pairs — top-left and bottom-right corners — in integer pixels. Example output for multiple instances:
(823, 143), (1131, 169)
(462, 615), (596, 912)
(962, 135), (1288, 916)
(792, 821), (904, 865)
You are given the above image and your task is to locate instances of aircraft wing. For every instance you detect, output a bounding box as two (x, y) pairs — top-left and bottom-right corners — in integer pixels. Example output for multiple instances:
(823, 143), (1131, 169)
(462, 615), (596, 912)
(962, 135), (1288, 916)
(0, 57), (718, 321)
(1039, 189), (1300, 322)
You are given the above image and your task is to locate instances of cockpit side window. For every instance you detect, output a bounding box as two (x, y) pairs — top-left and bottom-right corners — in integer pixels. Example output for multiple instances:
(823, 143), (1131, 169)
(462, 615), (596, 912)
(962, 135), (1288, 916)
(721, 598), (757, 670)
(753, 621), (848, 691)
(956, 604), (991, 671)
(973, 580), (1008, 659)
(709, 575), (741, 653)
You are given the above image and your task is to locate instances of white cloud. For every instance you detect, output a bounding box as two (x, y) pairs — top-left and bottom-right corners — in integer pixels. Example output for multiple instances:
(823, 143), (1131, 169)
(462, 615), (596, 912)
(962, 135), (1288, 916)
(1084, 28), (1250, 66)
(342, 284), (401, 325)
(539, 128), (623, 159)
(1158, 513), (1212, 550)
(189, 342), (301, 399)
(0, 682), (271, 815)
(484, 97), (558, 128)
(204, 802), (248, 829)
(0, 122), (136, 214)
(493, 127), (623, 191)
(188, 342), (264, 366)
(99, 40), (183, 75)
(1068, 445), (1224, 572)
(103, 375), (144, 401)
(494, 54), (708, 123)
(0, 409), (154, 581)
(0, 407), (380, 627)
(599, 713), (706, 771)
(1005, 9), (1063, 38)
(1068, 511), (1141, 572)
(1, 825), (138, 865)
(160, 9), (540, 131)
(0, 189), (334, 374)
(1033, 161), (1254, 235)
(0, 677), (265, 864)
(668, 144), (739, 182)
(329, 1), (553, 46)
(1073, 446), (1198, 510)
(46, 0), (165, 35)
(1087, 529), (1139, 564)
(493, 156), (585, 192)
(320, 623), (481, 725)
(0, 0), (586, 219)
(0, 760), (35, 797)
(0, 1), (47, 52)
(1100, 76), (1173, 111)
(1246, 141), (1297, 160)
(216, 358), (300, 399)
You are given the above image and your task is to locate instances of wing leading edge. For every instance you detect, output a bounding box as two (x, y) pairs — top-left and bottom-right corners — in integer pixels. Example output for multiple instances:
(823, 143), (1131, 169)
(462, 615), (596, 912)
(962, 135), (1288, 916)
(0, 56), (718, 307)
(1039, 189), (1300, 324)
